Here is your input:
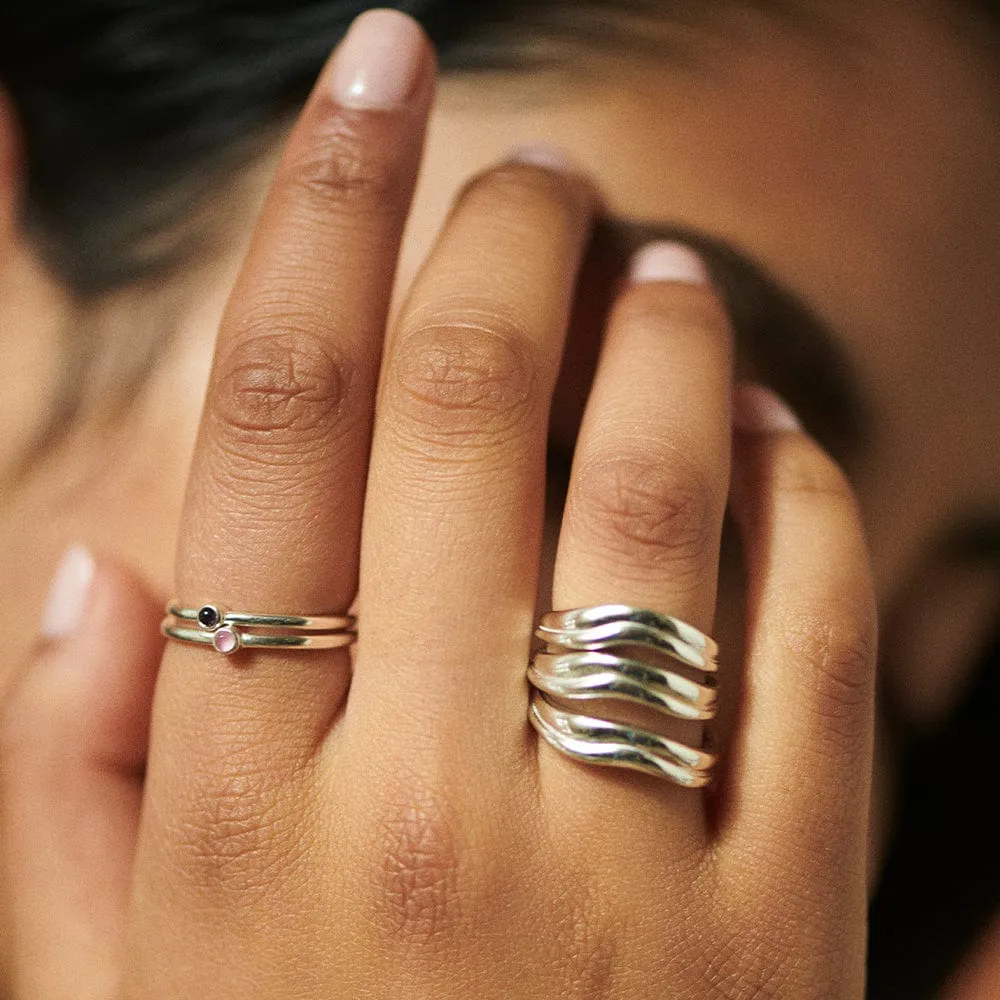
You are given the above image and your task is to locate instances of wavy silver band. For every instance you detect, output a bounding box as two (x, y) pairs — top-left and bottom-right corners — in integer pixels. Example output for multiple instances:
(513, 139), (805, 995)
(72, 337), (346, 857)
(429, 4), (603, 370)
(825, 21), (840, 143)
(162, 624), (357, 651)
(528, 604), (718, 787)
(529, 693), (715, 788)
(529, 650), (717, 721)
(536, 605), (718, 673)
(539, 604), (717, 656)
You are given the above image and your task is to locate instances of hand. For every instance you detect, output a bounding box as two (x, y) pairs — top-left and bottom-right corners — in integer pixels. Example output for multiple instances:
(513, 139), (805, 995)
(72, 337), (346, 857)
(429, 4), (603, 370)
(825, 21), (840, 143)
(0, 9), (876, 998)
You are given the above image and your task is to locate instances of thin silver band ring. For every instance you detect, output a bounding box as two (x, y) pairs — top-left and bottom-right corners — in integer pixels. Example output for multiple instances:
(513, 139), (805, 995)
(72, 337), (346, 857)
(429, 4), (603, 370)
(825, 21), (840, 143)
(167, 603), (355, 632)
(162, 601), (356, 656)
(162, 623), (357, 653)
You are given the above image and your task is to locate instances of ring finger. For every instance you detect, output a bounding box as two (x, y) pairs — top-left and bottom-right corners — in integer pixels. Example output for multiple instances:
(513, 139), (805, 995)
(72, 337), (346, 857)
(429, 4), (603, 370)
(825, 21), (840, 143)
(545, 241), (733, 844)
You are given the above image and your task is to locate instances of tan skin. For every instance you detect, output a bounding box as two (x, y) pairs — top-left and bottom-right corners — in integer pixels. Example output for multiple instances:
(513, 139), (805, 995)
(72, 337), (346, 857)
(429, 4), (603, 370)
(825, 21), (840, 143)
(0, 2), (997, 996)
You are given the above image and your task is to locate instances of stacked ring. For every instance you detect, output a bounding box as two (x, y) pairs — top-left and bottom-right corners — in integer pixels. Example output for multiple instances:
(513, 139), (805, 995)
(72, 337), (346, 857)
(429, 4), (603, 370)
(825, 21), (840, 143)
(528, 604), (718, 787)
(161, 602), (357, 656)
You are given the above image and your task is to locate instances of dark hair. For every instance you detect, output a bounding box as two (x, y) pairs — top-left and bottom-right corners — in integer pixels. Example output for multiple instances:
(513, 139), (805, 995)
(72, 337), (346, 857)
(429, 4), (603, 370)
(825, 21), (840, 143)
(0, 0), (997, 297)
(3, 0), (996, 298)
(0, 1), (678, 298)
(1, 0), (690, 472)
(0, 0), (994, 473)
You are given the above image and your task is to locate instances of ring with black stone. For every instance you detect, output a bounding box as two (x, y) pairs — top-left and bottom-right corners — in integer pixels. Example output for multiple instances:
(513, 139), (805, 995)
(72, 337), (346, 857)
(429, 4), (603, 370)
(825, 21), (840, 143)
(162, 602), (357, 657)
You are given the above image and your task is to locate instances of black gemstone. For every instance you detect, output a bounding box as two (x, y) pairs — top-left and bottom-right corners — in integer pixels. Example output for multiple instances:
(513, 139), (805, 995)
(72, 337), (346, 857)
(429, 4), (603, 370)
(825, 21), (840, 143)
(198, 605), (221, 629)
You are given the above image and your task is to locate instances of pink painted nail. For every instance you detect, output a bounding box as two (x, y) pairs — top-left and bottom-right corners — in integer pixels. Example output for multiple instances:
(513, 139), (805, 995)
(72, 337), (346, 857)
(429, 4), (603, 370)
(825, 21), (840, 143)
(629, 241), (711, 286)
(505, 143), (573, 172)
(733, 383), (802, 434)
(330, 9), (427, 110)
(42, 544), (95, 639)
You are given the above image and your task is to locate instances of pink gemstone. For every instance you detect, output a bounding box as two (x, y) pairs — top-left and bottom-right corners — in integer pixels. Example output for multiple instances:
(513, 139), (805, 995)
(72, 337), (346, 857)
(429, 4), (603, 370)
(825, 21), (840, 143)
(212, 626), (240, 655)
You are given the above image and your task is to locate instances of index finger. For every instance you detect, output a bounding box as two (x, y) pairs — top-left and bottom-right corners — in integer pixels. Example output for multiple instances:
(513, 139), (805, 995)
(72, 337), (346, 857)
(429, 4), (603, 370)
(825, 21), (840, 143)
(178, 9), (435, 618)
(152, 11), (433, 778)
(132, 12), (436, 951)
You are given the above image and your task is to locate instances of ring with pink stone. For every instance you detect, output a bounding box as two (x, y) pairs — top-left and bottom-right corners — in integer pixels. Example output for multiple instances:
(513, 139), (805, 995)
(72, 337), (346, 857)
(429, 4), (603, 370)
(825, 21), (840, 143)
(161, 602), (356, 656)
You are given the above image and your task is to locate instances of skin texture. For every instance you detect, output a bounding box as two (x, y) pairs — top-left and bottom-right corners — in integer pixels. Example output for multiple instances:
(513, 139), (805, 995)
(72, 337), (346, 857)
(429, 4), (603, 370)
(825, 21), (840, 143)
(1, 12), (878, 996)
(0, 1), (997, 690)
(0, 0), (997, 995)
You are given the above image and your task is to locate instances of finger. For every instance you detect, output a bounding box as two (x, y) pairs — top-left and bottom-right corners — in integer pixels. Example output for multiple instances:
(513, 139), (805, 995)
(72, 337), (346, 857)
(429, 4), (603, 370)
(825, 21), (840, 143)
(942, 911), (1000, 1000)
(0, 548), (162, 1000)
(128, 15), (435, 978)
(159, 10), (434, 755)
(544, 243), (732, 838)
(720, 386), (877, 914)
(351, 151), (595, 755)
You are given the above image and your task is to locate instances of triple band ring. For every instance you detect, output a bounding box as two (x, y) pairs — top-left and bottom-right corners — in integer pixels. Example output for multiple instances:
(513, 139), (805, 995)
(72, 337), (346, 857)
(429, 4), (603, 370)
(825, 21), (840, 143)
(528, 604), (719, 788)
(161, 602), (357, 655)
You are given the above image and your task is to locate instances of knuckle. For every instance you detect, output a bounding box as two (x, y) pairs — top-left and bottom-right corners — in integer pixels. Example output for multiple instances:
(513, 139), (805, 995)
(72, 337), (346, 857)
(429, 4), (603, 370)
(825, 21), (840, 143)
(462, 161), (587, 223)
(571, 450), (719, 577)
(703, 954), (794, 1000)
(699, 914), (801, 1000)
(794, 614), (876, 724)
(387, 319), (539, 448)
(366, 784), (465, 948)
(614, 282), (732, 344)
(211, 328), (355, 446)
(543, 885), (617, 999)
(702, 916), (839, 1000)
(773, 437), (856, 508)
(282, 110), (410, 208)
(170, 760), (306, 898)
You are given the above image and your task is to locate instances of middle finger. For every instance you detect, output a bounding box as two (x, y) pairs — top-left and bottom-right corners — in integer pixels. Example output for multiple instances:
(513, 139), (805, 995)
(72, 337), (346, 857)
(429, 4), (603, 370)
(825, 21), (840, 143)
(350, 154), (594, 764)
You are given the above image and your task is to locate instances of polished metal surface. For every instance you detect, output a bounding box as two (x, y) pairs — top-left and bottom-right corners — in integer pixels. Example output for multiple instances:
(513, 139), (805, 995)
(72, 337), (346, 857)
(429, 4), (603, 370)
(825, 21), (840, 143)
(538, 604), (718, 659)
(529, 650), (717, 721)
(167, 603), (355, 631)
(528, 604), (719, 787)
(161, 624), (357, 651)
(536, 605), (718, 673)
(162, 600), (356, 656)
(529, 693), (715, 788)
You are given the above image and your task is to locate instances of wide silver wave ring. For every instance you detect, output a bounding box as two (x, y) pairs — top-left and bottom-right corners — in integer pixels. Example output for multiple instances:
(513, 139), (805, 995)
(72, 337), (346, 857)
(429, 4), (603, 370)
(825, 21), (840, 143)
(161, 602), (357, 656)
(528, 604), (718, 788)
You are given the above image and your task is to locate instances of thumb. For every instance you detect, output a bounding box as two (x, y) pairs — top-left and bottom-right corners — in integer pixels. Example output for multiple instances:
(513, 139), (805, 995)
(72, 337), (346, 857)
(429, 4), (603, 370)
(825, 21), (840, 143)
(0, 546), (163, 1000)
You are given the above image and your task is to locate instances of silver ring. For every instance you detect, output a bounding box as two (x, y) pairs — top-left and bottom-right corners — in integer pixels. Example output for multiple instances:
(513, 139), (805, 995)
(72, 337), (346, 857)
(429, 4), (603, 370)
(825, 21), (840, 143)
(167, 603), (355, 632)
(529, 693), (715, 788)
(536, 604), (718, 673)
(528, 650), (717, 721)
(528, 604), (718, 787)
(162, 601), (356, 656)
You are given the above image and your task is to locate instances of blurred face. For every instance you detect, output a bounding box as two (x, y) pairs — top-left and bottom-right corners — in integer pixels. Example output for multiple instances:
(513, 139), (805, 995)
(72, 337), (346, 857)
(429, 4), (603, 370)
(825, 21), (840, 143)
(407, 0), (1000, 593)
(404, 0), (1000, 717)
(0, 0), (997, 712)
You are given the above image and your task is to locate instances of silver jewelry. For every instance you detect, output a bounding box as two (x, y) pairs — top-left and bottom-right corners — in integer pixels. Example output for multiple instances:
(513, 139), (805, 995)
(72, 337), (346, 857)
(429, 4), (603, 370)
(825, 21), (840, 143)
(528, 604), (718, 786)
(162, 602), (356, 656)
(530, 694), (715, 788)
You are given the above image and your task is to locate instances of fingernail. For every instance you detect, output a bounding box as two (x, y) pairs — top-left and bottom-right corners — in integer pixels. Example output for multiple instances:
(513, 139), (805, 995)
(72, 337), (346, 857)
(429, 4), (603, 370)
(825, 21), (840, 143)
(330, 9), (427, 110)
(42, 545), (95, 639)
(733, 383), (802, 434)
(630, 241), (710, 286)
(505, 143), (573, 172)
